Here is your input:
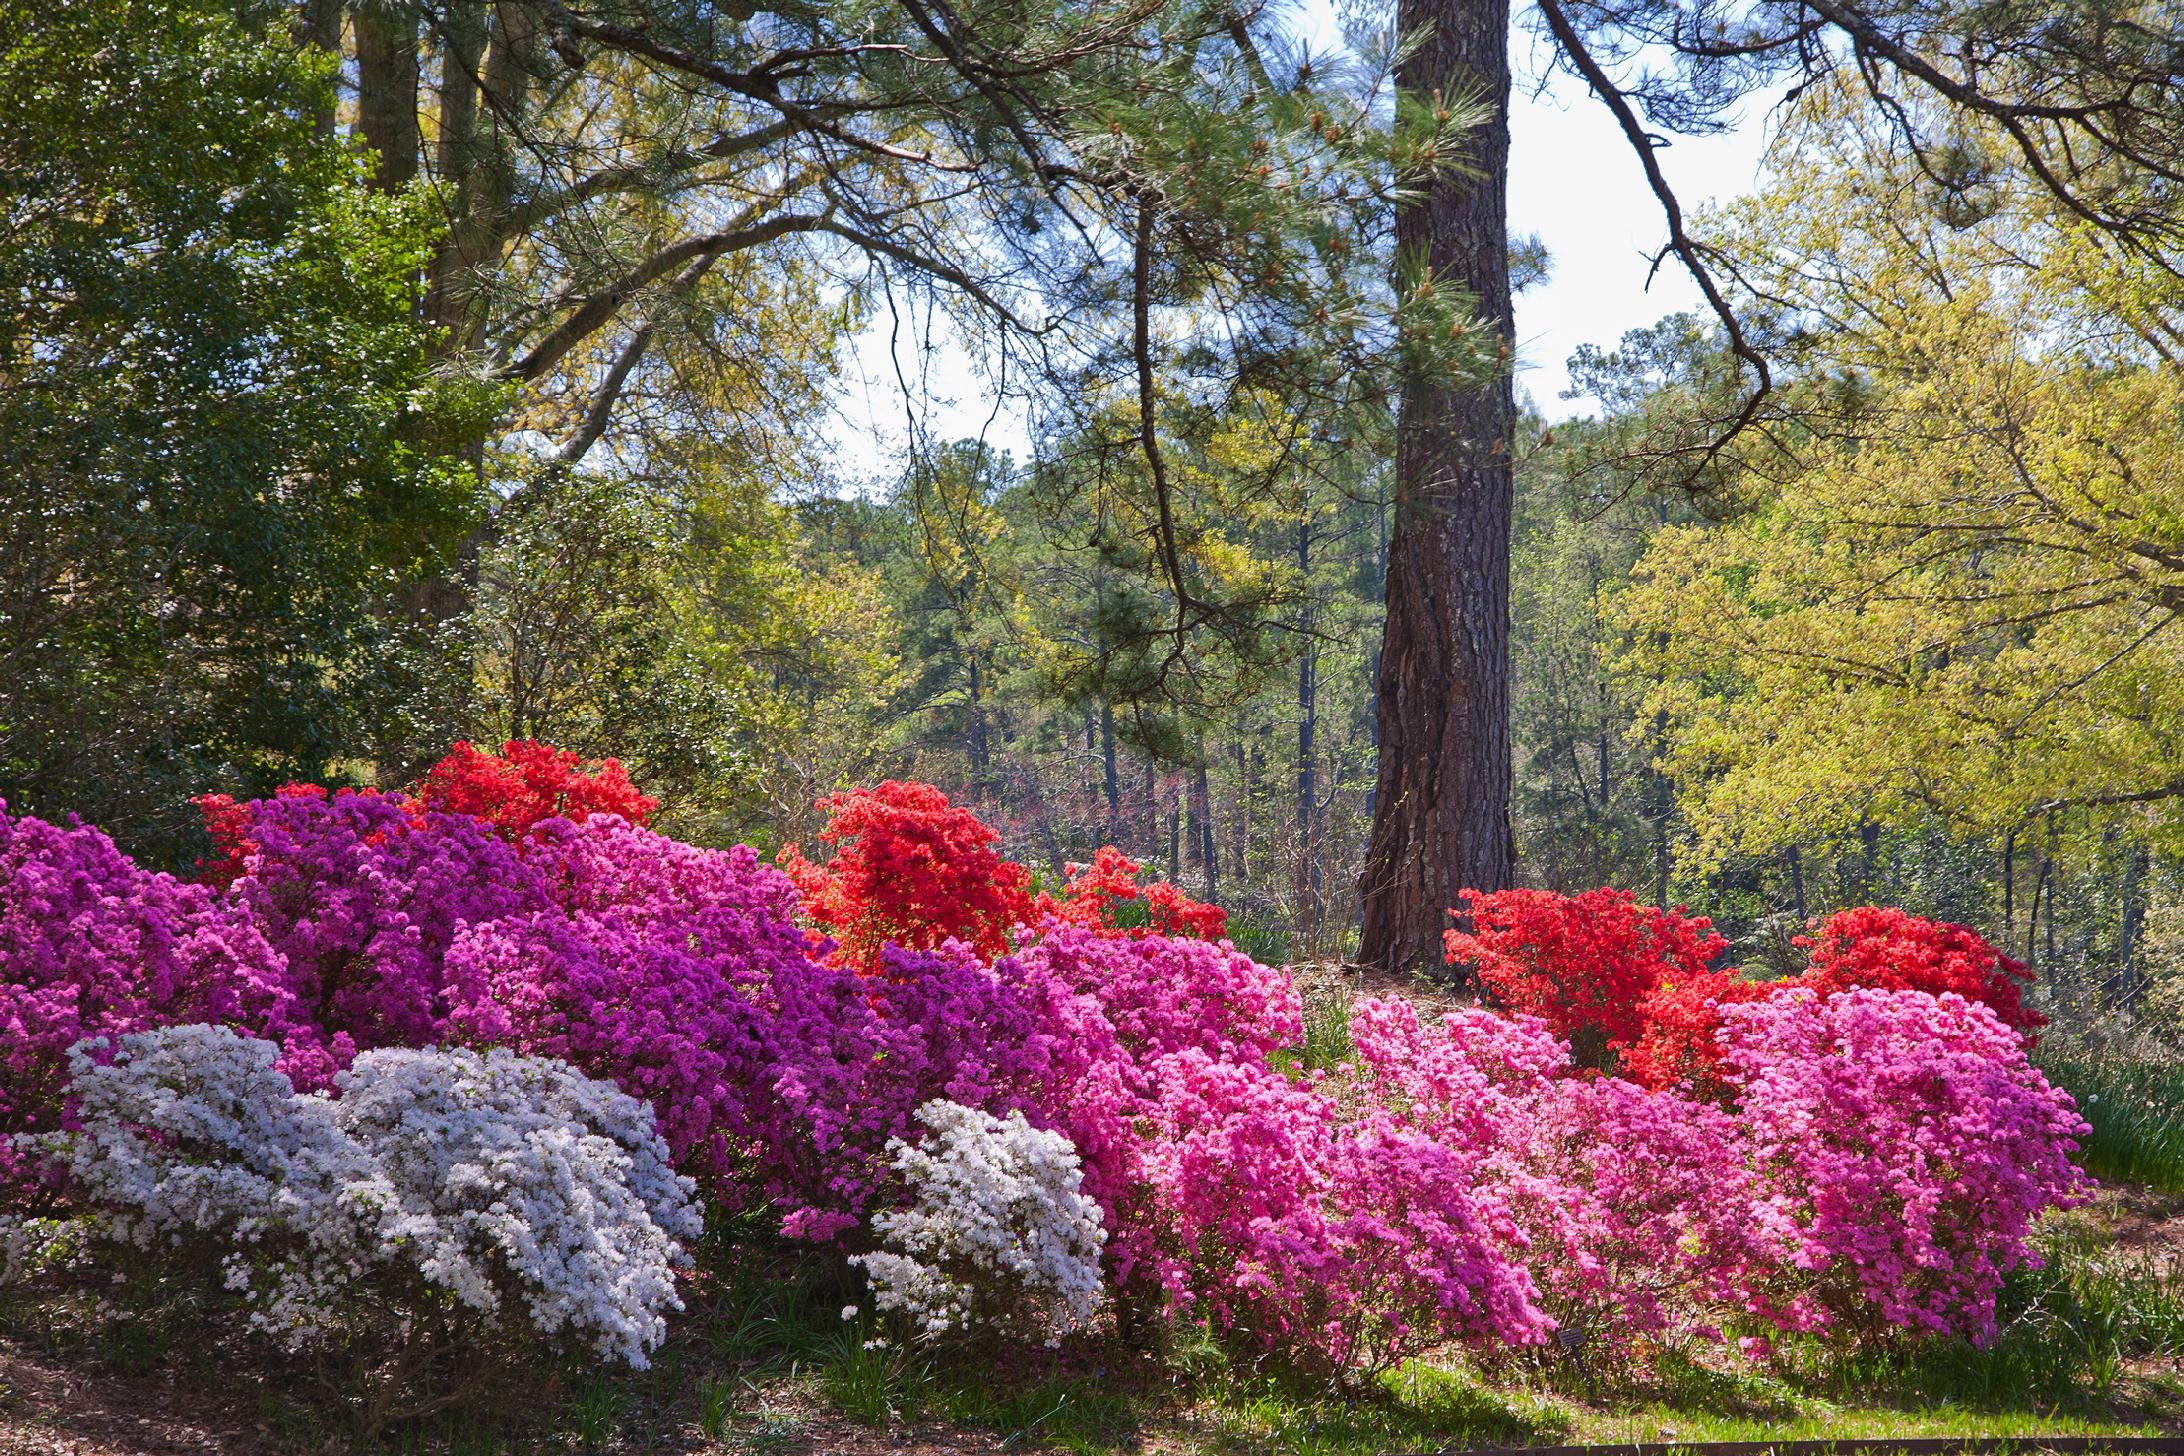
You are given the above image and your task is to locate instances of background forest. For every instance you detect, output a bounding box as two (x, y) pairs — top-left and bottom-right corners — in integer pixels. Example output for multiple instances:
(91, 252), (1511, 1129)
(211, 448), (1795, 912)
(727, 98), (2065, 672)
(5, 0), (2181, 1038)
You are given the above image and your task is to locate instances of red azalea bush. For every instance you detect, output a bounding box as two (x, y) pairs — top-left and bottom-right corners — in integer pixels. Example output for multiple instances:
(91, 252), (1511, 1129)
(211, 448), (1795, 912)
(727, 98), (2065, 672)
(1623, 967), (1773, 1095)
(779, 781), (1036, 970)
(411, 739), (657, 837)
(1445, 887), (1728, 1060)
(1795, 905), (2044, 1040)
(1047, 845), (1228, 941)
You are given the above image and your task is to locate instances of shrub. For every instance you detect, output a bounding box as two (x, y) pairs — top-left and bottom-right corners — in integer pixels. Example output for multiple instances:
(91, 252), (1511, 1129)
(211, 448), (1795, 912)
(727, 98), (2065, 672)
(1444, 887), (1727, 1063)
(1495, 1074), (1782, 1345)
(1796, 905), (2045, 1040)
(780, 781), (1036, 969)
(1136, 1047), (1547, 1375)
(411, 739), (657, 837)
(852, 1100), (1106, 1343)
(1015, 924), (1299, 1068)
(0, 804), (294, 1192)
(1723, 987), (2090, 1343)
(6, 1027), (699, 1427)
(224, 789), (540, 1089)
(1623, 967), (1772, 1095)
(1045, 845), (1228, 941)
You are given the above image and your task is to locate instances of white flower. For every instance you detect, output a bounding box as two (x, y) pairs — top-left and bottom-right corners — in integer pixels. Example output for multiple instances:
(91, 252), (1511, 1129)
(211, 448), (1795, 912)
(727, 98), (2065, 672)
(850, 1100), (1105, 1344)
(841, 1304), (861, 1321)
(8, 1026), (701, 1370)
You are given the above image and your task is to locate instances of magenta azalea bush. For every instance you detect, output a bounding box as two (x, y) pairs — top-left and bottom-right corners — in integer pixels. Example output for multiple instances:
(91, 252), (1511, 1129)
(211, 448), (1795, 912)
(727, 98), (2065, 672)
(1723, 987), (2090, 1342)
(0, 769), (2095, 1380)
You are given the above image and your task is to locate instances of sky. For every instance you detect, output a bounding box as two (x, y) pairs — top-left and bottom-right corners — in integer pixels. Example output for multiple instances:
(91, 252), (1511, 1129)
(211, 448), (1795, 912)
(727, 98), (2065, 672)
(820, 15), (1783, 489)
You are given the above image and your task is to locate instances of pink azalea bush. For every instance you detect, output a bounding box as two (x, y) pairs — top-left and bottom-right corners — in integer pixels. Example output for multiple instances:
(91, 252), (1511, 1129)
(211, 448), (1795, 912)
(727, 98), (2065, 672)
(0, 803), (294, 1191)
(1722, 987), (2089, 1343)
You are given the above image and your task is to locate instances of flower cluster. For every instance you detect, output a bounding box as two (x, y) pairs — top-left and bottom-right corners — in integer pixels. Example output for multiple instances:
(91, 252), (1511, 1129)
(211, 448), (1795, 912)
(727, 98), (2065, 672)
(9, 1026), (699, 1368)
(852, 1100), (1106, 1342)
(1445, 887), (1727, 1061)
(1722, 988), (2088, 1342)
(780, 781), (1036, 969)
(411, 739), (657, 838)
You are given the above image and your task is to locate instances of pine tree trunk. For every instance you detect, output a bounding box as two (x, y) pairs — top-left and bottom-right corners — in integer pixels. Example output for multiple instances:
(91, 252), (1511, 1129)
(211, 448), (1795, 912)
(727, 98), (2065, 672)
(1360, 0), (1517, 975)
(354, 1), (420, 193)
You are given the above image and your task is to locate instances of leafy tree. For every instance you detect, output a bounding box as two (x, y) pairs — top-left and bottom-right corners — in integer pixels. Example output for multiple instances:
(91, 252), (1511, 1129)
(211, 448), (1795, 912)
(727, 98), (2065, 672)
(0, 0), (485, 862)
(1362, 0), (2184, 972)
(1621, 85), (2184, 870)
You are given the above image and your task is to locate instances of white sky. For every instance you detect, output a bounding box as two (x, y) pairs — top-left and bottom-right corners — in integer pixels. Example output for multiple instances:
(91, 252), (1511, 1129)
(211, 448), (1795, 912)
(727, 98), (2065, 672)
(819, 12), (1781, 490)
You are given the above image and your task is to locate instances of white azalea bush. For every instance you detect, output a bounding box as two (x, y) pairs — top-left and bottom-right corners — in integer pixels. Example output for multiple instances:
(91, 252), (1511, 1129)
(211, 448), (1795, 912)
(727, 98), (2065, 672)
(5, 1026), (700, 1410)
(851, 1100), (1106, 1343)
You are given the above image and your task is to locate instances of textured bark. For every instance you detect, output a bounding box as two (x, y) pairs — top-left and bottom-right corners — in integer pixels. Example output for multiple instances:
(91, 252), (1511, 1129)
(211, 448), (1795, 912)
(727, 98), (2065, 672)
(353, 1), (420, 193)
(1358, 0), (1516, 974)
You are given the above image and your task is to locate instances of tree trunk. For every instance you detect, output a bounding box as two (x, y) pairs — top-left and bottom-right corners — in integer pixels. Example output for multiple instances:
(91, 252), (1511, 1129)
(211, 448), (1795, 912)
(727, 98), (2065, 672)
(354, 0), (421, 194)
(1358, 0), (1516, 975)
(1100, 704), (1121, 837)
(1194, 757), (1219, 901)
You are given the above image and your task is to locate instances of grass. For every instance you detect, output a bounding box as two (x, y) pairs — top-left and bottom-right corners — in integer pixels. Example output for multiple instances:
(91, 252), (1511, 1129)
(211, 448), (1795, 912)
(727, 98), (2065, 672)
(2044, 1053), (2184, 1192)
(2, 1189), (2176, 1453)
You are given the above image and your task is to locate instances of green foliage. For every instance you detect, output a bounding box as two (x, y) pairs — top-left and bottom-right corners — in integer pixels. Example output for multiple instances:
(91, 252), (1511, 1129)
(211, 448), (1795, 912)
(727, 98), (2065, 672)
(2045, 1055), (2184, 1193)
(0, 0), (488, 861)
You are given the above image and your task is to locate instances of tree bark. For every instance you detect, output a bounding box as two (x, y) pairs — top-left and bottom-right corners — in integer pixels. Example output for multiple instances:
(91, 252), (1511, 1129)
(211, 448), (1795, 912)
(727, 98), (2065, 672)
(354, 0), (420, 193)
(1359, 0), (1516, 974)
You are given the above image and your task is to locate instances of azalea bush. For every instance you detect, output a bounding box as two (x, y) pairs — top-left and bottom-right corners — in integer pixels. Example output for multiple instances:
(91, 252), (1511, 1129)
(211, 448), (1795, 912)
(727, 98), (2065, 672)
(411, 738), (658, 837)
(852, 1099), (1106, 1344)
(1045, 845), (1228, 941)
(1797, 905), (2045, 1040)
(1723, 987), (2088, 1343)
(0, 803), (293, 1191)
(4, 1026), (699, 1431)
(1445, 886), (1728, 1065)
(779, 780), (1037, 969)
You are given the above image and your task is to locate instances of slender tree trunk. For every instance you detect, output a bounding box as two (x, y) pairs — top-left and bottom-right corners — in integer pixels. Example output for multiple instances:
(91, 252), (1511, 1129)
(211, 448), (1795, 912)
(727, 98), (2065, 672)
(1359, 0), (1516, 974)
(1786, 843), (1807, 922)
(1100, 704), (1121, 837)
(1194, 758), (1219, 901)
(965, 651), (991, 789)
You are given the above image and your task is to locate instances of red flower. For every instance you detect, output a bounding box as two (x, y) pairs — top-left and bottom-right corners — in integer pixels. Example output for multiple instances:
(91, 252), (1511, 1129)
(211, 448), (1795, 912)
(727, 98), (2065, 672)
(1793, 905), (2044, 1041)
(411, 740), (657, 839)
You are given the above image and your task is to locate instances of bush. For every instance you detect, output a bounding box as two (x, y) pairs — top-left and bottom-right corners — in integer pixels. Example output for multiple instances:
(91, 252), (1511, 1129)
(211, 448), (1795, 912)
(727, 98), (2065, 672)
(1044, 845), (1228, 941)
(1723, 987), (2089, 1343)
(411, 739), (658, 837)
(0, 804), (294, 1191)
(1796, 905), (2045, 1040)
(851, 1099), (1106, 1344)
(1623, 966), (1772, 1095)
(780, 781), (1036, 970)
(1445, 887), (1727, 1064)
(6, 1026), (699, 1429)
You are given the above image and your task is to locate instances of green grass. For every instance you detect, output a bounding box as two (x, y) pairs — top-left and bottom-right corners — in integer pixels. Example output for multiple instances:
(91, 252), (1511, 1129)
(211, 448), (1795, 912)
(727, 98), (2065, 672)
(3, 1191), (2176, 1453)
(2044, 1054), (2184, 1192)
